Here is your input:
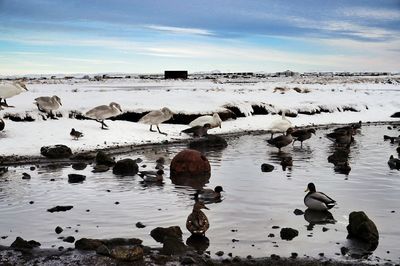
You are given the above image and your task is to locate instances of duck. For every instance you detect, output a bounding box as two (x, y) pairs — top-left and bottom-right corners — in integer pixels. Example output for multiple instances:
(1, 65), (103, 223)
(139, 107), (174, 135)
(292, 128), (316, 148)
(0, 81), (28, 107)
(304, 183), (336, 211)
(34, 95), (62, 119)
(70, 128), (83, 140)
(195, 186), (224, 201)
(388, 155), (400, 170)
(267, 127), (293, 152)
(326, 127), (353, 146)
(384, 134), (400, 144)
(138, 169), (164, 183)
(85, 102), (122, 129)
(268, 111), (292, 139)
(186, 201), (210, 236)
(0, 118), (4, 131)
(351, 121), (362, 130)
(189, 113), (222, 129)
(333, 161), (351, 175)
(181, 123), (211, 138)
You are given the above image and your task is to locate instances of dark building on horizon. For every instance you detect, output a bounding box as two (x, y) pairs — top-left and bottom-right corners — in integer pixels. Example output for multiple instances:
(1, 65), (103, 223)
(164, 70), (188, 79)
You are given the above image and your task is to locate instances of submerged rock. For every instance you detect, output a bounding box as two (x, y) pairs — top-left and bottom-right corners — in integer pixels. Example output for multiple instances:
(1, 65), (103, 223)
(75, 237), (142, 251)
(112, 158), (138, 176)
(96, 151), (115, 166)
(150, 226), (183, 243)
(188, 135), (228, 149)
(47, 205), (73, 213)
(72, 162), (87, 170)
(68, 174), (86, 183)
(280, 228), (299, 240)
(346, 211), (379, 251)
(10, 237), (41, 250)
(40, 145), (72, 159)
(261, 163), (274, 172)
(92, 164), (110, 173)
(22, 173), (31, 179)
(63, 236), (75, 243)
(162, 236), (187, 255)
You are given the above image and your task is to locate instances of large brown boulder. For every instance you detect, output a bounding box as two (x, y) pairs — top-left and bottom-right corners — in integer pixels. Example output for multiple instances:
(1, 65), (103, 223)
(346, 211), (379, 251)
(40, 145), (72, 159)
(112, 158), (138, 176)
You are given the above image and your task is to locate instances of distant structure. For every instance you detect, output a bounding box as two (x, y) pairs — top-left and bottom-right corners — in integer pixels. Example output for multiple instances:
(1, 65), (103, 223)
(164, 70), (188, 79)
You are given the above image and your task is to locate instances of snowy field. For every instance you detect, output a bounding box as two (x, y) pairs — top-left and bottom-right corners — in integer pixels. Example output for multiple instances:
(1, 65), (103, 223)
(1, 75), (400, 157)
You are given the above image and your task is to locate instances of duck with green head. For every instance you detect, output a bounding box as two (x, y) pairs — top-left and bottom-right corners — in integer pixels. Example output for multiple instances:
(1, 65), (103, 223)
(304, 183), (336, 211)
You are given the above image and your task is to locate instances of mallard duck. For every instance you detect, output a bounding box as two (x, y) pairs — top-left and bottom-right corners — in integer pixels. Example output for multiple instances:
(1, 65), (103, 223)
(268, 111), (292, 139)
(34, 95), (62, 119)
(139, 107), (174, 135)
(181, 123), (211, 138)
(70, 128), (83, 140)
(189, 113), (222, 129)
(195, 186), (224, 201)
(292, 128), (316, 148)
(186, 201), (210, 236)
(267, 127), (293, 152)
(138, 169), (164, 182)
(86, 102), (122, 129)
(0, 81), (28, 107)
(0, 118), (4, 131)
(304, 183), (336, 211)
(388, 155), (400, 170)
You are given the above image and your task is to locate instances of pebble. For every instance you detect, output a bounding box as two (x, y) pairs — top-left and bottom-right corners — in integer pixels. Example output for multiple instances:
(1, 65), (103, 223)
(22, 173), (31, 179)
(293, 209), (304, 215)
(215, 251), (224, 256)
(30, 166), (35, 171)
(322, 227), (329, 232)
(291, 252), (298, 259)
(272, 226), (280, 229)
(268, 233), (275, 238)
(55, 226), (63, 234)
(115, 201), (120, 205)
(136, 222), (146, 228)
(29, 201), (34, 204)
(63, 236), (75, 243)
(232, 239), (239, 242)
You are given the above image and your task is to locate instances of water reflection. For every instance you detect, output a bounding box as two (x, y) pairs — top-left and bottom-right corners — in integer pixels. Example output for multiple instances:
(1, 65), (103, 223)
(186, 235), (210, 253)
(304, 209), (336, 229)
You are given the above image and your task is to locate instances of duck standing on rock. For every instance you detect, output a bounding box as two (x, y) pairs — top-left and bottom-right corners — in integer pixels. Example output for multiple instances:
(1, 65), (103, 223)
(34, 95), (62, 119)
(139, 107), (174, 135)
(70, 128), (83, 140)
(292, 128), (316, 148)
(267, 127), (293, 152)
(85, 102), (122, 129)
(186, 201), (210, 236)
(189, 113), (222, 129)
(0, 81), (28, 107)
(268, 110), (292, 139)
(181, 123), (211, 138)
(304, 183), (336, 211)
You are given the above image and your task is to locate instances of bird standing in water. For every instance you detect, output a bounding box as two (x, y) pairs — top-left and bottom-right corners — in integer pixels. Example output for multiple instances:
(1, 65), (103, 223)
(292, 128), (316, 148)
(186, 201), (210, 236)
(267, 127), (294, 152)
(304, 183), (336, 211)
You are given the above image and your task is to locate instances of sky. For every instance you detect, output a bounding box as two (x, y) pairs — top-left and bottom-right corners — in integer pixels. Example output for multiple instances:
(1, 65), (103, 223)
(0, 0), (399, 75)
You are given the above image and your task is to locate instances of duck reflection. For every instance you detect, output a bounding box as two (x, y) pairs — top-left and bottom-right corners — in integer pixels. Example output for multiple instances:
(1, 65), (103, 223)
(327, 145), (352, 175)
(186, 234), (210, 253)
(304, 209), (336, 230)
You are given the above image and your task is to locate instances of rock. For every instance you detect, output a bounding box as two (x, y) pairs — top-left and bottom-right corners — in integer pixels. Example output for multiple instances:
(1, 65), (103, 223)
(96, 244), (110, 256)
(95, 151), (115, 166)
(162, 236), (187, 255)
(150, 226), (183, 243)
(268, 233), (275, 238)
(71, 162), (87, 170)
(63, 236), (75, 243)
(322, 227), (329, 232)
(92, 164), (110, 173)
(136, 222), (146, 228)
(30, 166), (36, 171)
(346, 211), (379, 250)
(188, 135), (228, 149)
(10, 237), (41, 250)
(75, 238), (105, 250)
(40, 145), (72, 159)
(280, 228), (299, 240)
(215, 251), (224, 256)
(22, 173), (31, 179)
(112, 158), (138, 176)
(110, 246), (144, 261)
(293, 209), (304, 215)
(340, 246), (349, 255)
(156, 157), (165, 164)
(290, 252), (298, 259)
(102, 238), (142, 247)
(390, 112), (400, 118)
(181, 256), (196, 265)
(70, 152), (96, 160)
(261, 163), (274, 172)
(47, 205), (73, 213)
(55, 226), (63, 234)
(68, 174), (86, 183)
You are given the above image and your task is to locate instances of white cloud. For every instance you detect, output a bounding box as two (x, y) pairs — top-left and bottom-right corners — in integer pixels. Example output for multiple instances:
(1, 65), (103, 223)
(340, 7), (400, 21)
(144, 25), (214, 36)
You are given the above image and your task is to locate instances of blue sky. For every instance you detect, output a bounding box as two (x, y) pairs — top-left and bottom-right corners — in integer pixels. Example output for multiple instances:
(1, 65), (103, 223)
(0, 0), (399, 74)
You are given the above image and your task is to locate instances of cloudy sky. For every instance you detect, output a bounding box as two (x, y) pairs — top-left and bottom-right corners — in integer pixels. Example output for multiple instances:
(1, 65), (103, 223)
(0, 0), (399, 74)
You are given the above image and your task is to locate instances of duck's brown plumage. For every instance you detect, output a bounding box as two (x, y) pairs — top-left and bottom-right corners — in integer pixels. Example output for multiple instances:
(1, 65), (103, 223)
(292, 128), (315, 147)
(267, 127), (293, 152)
(186, 201), (209, 236)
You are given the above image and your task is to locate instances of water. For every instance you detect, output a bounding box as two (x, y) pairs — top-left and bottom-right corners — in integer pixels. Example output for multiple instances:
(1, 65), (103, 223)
(0, 124), (399, 264)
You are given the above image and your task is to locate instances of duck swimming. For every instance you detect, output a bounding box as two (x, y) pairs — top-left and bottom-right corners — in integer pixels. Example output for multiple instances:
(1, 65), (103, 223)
(304, 183), (336, 211)
(195, 186), (224, 201)
(186, 201), (210, 236)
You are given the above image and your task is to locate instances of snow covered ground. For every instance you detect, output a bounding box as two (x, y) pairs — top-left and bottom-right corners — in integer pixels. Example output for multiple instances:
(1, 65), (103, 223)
(1, 75), (399, 157)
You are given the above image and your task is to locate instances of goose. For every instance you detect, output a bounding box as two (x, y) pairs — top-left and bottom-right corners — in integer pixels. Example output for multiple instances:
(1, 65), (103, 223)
(70, 128), (83, 140)
(0, 81), (28, 107)
(304, 183), (336, 211)
(34, 95), (62, 119)
(139, 169), (164, 183)
(0, 118), (4, 131)
(181, 123), (211, 138)
(139, 107), (174, 135)
(292, 128), (316, 148)
(186, 201), (210, 236)
(268, 111), (292, 139)
(194, 186), (224, 201)
(189, 113), (222, 129)
(85, 102), (122, 129)
(267, 127), (293, 152)
(388, 155), (400, 170)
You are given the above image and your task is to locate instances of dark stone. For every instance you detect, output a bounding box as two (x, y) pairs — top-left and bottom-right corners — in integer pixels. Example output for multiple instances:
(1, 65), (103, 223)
(30, 166), (36, 171)
(70, 152), (96, 160)
(162, 236), (187, 255)
(322, 227), (329, 232)
(75, 237), (142, 251)
(280, 228), (299, 240)
(156, 157), (165, 164)
(290, 252), (298, 259)
(103, 238), (142, 247)
(72, 162), (87, 170)
(95, 151), (115, 166)
(390, 112), (400, 118)
(272, 226), (280, 229)
(112, 158), (138, 176)
(346, 211), (379, 251)
(29, 201), (34, 204)
(215, 251), (224, 256)
(136, 222), (146, 228)
(96, 244), (110, 256)
(68, 174), (86, 183)
(188, 135), (228, 149)
(40, 145), (72, 159)
(293, 209), (304, 215)
(110, 246), (144, 261)
(341, 246), (349, 255)
(268, 233), (275, 238)
(63, 236), (75, 243)
(47, 205), (73, 213)
(10, 237), (41, 250)
(261, 163), (274, 172)
(92, 164), (109, 173)
(181, 256), (196, 265)
(55, 226), (63, 234)
(150, 226), (183, 243)
(22, 173), (31, 179)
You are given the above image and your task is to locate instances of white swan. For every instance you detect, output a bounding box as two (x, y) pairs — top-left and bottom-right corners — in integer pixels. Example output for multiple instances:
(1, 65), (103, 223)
(189, 113), (222, 129)
(85, 102), (122, 129)
(139, 107), (174, 135)
(0, 81), (28, 107)
(268, 110), (292, 139)
(34, 95), (62, 119)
